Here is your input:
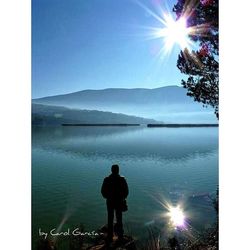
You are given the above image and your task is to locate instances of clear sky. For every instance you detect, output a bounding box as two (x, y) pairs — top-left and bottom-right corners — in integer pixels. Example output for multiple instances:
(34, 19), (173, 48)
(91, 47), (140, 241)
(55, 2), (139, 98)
(32, 0), (186, 98)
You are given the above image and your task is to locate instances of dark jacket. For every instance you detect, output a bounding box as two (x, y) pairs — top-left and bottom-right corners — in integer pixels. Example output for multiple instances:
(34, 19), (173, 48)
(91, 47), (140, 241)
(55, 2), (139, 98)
(101, 174), (129, 202)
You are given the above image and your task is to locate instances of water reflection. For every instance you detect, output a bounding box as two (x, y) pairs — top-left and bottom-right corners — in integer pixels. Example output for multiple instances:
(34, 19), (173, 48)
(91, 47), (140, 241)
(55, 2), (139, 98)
(32, 126), (218, 242)
(32, 126), (218, 161)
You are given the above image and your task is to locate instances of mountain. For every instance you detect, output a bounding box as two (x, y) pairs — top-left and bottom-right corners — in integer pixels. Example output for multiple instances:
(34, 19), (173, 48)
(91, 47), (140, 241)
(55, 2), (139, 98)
(32, 86), (217, 123)
(33, 86), (192, 107)
(32, 104), (158, 125)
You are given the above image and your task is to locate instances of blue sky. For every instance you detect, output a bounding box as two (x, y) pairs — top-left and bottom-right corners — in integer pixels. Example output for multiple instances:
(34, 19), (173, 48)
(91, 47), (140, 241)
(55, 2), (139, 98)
(32, 0), (186, 98)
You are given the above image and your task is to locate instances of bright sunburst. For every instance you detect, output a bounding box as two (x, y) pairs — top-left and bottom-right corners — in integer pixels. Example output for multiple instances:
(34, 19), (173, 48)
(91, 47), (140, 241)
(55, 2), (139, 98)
(152, 193), (188, 229)
(167, 205), (185, 227)
(154, 15), (193, 54)
(135, 0), (209, 60)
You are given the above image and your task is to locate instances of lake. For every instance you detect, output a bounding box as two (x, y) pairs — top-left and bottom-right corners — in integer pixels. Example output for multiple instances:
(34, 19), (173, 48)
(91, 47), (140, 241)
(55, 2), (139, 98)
(32, 126), (218, 246)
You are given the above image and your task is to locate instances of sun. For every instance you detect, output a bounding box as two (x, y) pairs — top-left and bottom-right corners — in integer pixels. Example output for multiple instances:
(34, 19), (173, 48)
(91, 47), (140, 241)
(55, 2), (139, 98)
(134, 1), (206, 59)
(156, 15), (192, 54)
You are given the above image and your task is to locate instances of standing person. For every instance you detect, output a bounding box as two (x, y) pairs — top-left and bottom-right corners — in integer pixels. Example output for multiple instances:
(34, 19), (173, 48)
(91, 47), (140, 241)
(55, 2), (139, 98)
(101, 164), (129, 243)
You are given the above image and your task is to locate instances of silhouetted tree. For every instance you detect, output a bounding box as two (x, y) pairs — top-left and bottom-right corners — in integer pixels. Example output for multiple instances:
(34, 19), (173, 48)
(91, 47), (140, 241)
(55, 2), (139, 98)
(173, 0), (219, 118)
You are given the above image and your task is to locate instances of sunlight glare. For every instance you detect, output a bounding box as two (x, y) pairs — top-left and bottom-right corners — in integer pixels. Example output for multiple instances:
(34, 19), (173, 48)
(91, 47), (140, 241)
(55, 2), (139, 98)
(156, 15), (192, 54)
(135, 1), (206, 59)
(167, 205), (185, 227)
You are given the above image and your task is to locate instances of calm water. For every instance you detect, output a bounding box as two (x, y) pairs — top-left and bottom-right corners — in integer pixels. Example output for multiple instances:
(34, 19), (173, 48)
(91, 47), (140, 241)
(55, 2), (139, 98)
(32, 126), (218, 245)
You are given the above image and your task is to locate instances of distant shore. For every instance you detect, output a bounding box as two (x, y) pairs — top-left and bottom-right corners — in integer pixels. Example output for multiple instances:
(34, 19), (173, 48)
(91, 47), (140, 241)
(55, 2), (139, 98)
(60, 123), (218, 127)
(61, 123), (141, 126)
(147, 124), (218, 128)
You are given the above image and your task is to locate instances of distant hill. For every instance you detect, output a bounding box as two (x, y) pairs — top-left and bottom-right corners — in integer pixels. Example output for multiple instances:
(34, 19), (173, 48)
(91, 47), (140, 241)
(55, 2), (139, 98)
(33, 86), (193, 107)
(32, 86), (217, 123)
(32, 104), (158, 125)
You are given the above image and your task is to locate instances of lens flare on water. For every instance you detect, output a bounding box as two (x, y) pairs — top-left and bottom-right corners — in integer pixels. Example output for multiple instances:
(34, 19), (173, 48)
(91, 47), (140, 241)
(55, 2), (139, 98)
(167, 205), (185, 228)
(149, 192), (188, 230)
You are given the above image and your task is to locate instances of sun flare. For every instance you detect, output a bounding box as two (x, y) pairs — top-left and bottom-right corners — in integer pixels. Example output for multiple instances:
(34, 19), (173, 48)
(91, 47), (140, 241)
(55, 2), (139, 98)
(155, 15), (192, 54)
(135, 0), (210, 60)
(155, 196), (187, 229)
(167, 205), (185, 227)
